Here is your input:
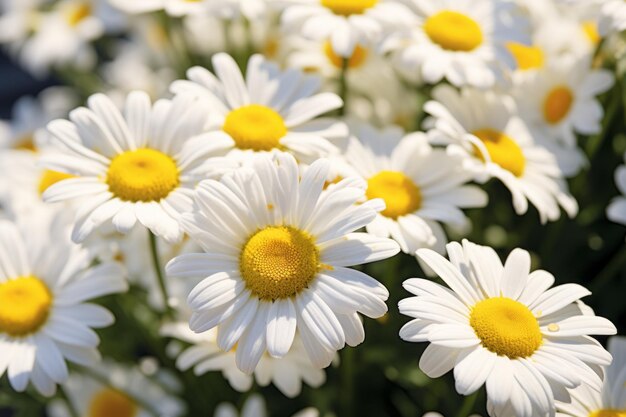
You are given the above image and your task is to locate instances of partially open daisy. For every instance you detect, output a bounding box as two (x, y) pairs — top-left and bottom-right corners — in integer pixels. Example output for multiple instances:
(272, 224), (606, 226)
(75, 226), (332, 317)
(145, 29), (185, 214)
(607, 152), (626, 227)
(0, 218), (127, 396)
(338, 122), (487, 256)
(556, 336), (626, 417)
(170, 53), (346, 164)
(42, 91), (235, 243)
(281, 0), (409, 58)
(166, 152), (399, 373)
(382, 0), (526, 87)
(399, 239), (617, 417)
(424, 85), (580, 223)
(515, 56), (614, 148)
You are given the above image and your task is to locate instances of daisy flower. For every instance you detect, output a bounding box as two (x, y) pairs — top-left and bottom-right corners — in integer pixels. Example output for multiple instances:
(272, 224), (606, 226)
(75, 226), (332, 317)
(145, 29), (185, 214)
(338, 122), (487, 256)
(42, 91), (235, 243)
(607, 152), (626, 227)
(515, 56), (614, 148)
(163, 324), (326, 398)
(0, 218), (127, 396)
(556, 336), (626, 417)
(424, 85), (580, 223)
(382, 0), (526, 88)
(280, 0), (410, 58)
(166, 152), (399, 373)
(398, 239), (616, 417)
(599, 1), (626, 35)
(47, 360), (186, 417)
(215, 394), (319, 417)
(110, 0), (270, 19)
(170, 53), (347, 164)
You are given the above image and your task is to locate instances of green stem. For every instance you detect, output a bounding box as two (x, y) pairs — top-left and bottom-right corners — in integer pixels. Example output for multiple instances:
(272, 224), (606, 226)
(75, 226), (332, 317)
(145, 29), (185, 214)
(338, 57), (349, 117)
(148, 231), (174, 318)
(455, 391), (479, 417)
(59, 385), (79, 417)
(586, 84), (620, 159)
(340, 347), (355, 417)
(590, 242), (626, 291)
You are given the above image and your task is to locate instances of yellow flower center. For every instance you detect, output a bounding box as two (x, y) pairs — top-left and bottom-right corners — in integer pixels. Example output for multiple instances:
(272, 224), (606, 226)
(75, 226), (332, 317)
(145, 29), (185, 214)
(240, 226), (320, 300)
(470, 297), (542, 359)
(106, 148), (180, 202)
(543, 86), (574, 125)
(38, 170), (75, 195)
(15, 135), (36, 151)
(473, 129), (525, 177)
(324, 41), (368, 69)
(582, 21), (601, 45)
(589, 411), (626, 417)
(366, 171), (421, 219)
(65, 3), (91, 27)
(424, 11), (483, 52)
(0, 276), (52, 337)
(223, 105), (287, 151)
(320, 0), (378, 16)
(506, 42), (544, 71)
(88, 388), (138, 417)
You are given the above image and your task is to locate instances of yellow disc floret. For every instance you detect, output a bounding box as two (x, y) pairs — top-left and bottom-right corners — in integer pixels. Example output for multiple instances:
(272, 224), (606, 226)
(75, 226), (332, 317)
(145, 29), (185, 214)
(424, 11), (483, 52)
(589, 410), (626, 417)
(321, 0), (378, 16)
(106, 148), (180, 202)
(88, 388), (138, 417)
(470, 297), (542, 359)
(543, 86), (574, 125)
(223, 105), (287, 151)
(366, 171), (421, 219)
(0, 276), (52, 337)
(240, 226), (320, 300)
(473, 129), (526, 177)
(324, 41), (368, 69)
(65, 2), (91, 27)
(506, 42), (544, 71)
(38, 170), (75, 196)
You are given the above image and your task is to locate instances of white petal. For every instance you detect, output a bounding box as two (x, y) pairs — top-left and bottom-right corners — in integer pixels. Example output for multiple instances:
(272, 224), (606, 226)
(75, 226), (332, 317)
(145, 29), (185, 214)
(266, 299), (297, 358)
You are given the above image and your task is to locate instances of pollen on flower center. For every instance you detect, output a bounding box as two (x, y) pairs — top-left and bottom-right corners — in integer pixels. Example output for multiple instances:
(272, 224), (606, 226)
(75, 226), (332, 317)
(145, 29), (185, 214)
(589, 410), (626, 417)
(473, 129), (526, 177)
(0, 276), (52, 337)
(240, 226), (320, 300)
(543, 86), (574, 125)
(506, 42), (544, 71)
(38, 170), (75, 196)
(470, 297), (542, 359)
(324, 41), (368, 68)
(106, 148), (180, 202)
(65, 3), (91, 27)
(424, 11), (484, 52)
(223, 105), (287, 151)
(88, 388), (138, 417)
(321, 0), (378, 16)
(366, 171), (421, 219)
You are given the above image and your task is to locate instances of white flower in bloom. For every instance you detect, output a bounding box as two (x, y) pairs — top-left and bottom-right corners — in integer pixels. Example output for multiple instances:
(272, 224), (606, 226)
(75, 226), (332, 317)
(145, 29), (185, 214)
(171, 53), (346, 164)
(424, 85), (580, 223)
(599, 1), (626, 35)
(0, 219), (127, 396)
(109, 0), (271, 19)
(47, 361), (186, 417)
(42, 92), (235, 243)
(607, 153), (626, 227)
(166, 153), (399, 373)
(398, 239), (616, 417)
(281, 0), (409, 58)
(556, 336), (626, 417)
(382, 0), (526, 88)
(515, 56), (614, 148)
(163, 324), (326, 398)
(338, 123), (487, 256)
(215, 394), (319, 417)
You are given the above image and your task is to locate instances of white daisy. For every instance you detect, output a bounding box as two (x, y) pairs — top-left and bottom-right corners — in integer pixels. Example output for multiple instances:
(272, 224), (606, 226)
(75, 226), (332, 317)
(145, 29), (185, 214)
(47, 360), (186, 417)
(607, 153), (626, 227)
(166, 152), (399, 373)
(215, 394), (319, 417)
(42, 91), (235, 243)
(110, 0), (271, 19)
(337, 122), (487, 256)
(514, 56), (614, 148)
(0, 218), (127, 396)
(382, 0), (527, 88)
(599, 1), (626, 35)
(424, 85), (580, 223)
(398, 239), (617, 417)
(556, 336), (626, 417)
(280, 0), (410, 58)
(163, 324), (326, 398)
(170, 53), (347, 164)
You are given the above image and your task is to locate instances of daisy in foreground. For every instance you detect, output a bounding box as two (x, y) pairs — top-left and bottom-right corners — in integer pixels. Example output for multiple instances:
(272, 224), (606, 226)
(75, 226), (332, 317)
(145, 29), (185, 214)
(170, 53), (347, 163)
(398, 239), (616, 417)
(42, 91), (234, 243)
(0, 218), (127, 396)
(166, 152), (400, 373)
